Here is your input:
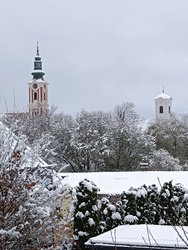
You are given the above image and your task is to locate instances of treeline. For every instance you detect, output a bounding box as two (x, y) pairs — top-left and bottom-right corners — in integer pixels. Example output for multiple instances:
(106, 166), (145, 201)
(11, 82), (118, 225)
(73, 179), (188, 249)
(3, 102), (188, 172)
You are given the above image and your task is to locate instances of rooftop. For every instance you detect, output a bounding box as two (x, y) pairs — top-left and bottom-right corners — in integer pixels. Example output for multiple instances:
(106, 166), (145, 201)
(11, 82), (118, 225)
(154, 92), (172, 100)
(85, 224), (188, 249)
(60, 171), (188, 194)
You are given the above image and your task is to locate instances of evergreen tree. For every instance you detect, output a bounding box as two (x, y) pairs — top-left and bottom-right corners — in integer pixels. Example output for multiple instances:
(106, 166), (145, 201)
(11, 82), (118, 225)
(159, 181), (186, 225)
(121, 188), (138, 224)
(146, 184), (160, 224)
(135, 185), (149, 224)
(73, 179), (100, 250)
(135, 184), (160, 224)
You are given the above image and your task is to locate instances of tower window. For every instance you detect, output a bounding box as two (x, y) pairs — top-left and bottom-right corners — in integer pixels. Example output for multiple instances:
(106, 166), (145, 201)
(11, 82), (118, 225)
(34, 92), (37, 100)
(169, 106), (171, 113)
(159, 106), (163, 113)
(44, 93), (46, 100)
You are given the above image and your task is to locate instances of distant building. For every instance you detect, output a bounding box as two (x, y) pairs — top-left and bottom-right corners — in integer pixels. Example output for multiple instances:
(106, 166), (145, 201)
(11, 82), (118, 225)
(154, 88), (172, 120)
(28, 43), (49, 115)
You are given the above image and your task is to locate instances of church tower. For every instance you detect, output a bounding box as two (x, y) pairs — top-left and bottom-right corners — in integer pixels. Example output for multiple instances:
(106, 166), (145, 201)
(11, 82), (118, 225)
(154, 88), (172, 120)
(28, 43), (49, 115)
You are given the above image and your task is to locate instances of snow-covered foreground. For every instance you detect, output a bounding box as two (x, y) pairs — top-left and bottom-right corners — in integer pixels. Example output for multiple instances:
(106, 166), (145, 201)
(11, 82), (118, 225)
(85, 224), (188, 249)
(60, 171), (188, 194)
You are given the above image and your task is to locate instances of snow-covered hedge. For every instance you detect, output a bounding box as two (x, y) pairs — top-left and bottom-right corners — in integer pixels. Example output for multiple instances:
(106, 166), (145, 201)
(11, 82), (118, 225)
(73, 179), (188, 249)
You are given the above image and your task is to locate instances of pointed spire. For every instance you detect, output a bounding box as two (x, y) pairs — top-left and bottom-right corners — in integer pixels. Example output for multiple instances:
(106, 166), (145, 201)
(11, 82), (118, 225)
(162, 85), (164, 93)
(31, 42), (45, 80)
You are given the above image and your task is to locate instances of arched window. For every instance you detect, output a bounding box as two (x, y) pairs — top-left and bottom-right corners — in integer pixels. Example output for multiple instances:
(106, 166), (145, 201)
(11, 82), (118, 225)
(44, 93), (46, 100)
(159, 106), (163, 113)
(169, 106), (171, 113)
(34, 92), (37, 100)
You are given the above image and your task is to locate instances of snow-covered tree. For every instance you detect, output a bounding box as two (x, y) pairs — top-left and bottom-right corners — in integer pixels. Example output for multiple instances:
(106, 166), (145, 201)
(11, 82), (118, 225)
(49, 112), (77, 171)
(149, 149), (182, 171)
(147, 115), (188, 167)
(69, 110), (110, 172)
(0, 123), (64, 249)
(73, 179), (101, 250)
(104, 102), (154, 171)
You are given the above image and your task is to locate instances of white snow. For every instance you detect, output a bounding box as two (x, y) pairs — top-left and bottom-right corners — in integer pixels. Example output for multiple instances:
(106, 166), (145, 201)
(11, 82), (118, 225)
(108, 204), (116, 211)
(81, 179), (99, 192)
(111, 212), (121, 220)
(136, 186), (147, 198)
(154, 92), (172, 99)
(124, 215), (138, 223)
(92, 205), (98, 211)
(76, 211), (85, 218)
(85, 224), (188, 248)
(28, 79), (46, 83)
(79, 202), (86, 208)
(88, 218), (95, 226)
(78, 231), (88, 237)
(31, 70), (45, 74)
(60, 171), (188, 194)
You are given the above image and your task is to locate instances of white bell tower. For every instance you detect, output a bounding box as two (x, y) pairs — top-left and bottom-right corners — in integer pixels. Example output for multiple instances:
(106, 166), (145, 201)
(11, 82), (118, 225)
(28, 43), (49, 115)
(154, 88), (172, 120)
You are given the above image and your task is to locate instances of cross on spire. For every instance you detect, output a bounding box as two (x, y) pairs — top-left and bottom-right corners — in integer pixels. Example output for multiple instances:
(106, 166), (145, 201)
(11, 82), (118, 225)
(36, 41), (40, 56)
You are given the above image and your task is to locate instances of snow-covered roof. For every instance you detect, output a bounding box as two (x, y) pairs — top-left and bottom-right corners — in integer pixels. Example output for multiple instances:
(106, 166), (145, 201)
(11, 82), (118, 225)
(60, 171), (188, 194)
(154, 92), (172, 100)
(85, 224), (188, 249)
(28, 78), (47, 83)
(31, 70), (45, 74)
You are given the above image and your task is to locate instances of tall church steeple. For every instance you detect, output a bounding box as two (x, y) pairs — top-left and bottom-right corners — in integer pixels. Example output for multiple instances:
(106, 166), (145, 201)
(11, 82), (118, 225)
(28, 43), (49, 115)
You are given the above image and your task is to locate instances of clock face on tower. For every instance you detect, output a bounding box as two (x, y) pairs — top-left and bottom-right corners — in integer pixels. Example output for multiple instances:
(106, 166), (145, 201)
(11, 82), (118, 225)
(33, 83), (38, 89)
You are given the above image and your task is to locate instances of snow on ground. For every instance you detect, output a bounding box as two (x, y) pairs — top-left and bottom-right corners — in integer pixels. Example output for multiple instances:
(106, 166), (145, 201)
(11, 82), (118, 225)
(60, 171), (188, 194)
(85, 224), (188, 248)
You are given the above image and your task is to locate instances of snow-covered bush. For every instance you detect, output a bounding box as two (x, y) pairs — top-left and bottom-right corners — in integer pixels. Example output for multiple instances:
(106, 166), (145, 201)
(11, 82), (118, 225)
(121, 188), (138, 224)
(99, 197), (124, 231)
(159, 181), (186, 225)
(122, 182), (188, 226)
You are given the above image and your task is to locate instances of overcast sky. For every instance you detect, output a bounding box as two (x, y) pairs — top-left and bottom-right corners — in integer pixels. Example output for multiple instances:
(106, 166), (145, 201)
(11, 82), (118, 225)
(1, 0), (188, 119)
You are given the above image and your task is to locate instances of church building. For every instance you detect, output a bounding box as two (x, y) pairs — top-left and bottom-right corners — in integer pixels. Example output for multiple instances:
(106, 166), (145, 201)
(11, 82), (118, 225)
(28, 44), (49, 115)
